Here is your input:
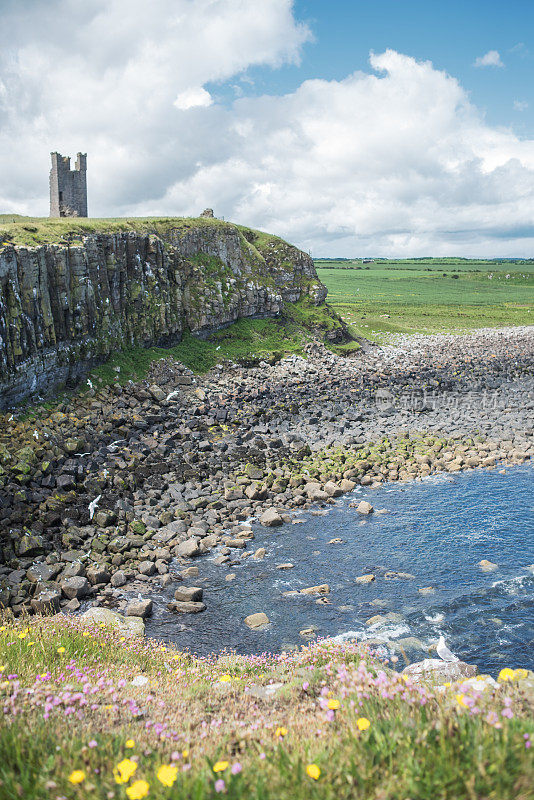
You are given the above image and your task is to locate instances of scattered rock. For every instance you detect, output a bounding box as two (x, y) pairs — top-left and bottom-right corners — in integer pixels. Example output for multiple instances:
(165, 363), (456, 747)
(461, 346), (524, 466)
(260, 509), (283, 527)
(478, 559), (498, 572)
(125, 598), (153, 618)
(244, 612), (270, 628)
(60, 576), (90, 600)
(80, 607), (145, 637)
(300, 584), (330, 595)
(174, 586), (203, 602)
(402, 658), (478, 683)
(355, 574), (375, 584)
(167, 600), (206, 613)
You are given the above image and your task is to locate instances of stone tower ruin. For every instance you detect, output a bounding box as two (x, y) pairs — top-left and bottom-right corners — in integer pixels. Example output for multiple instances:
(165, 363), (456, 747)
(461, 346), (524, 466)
(49, 152), (88, 217)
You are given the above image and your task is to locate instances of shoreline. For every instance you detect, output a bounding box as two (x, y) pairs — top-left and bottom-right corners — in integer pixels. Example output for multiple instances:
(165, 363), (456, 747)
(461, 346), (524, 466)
(0, 326), (532, 629)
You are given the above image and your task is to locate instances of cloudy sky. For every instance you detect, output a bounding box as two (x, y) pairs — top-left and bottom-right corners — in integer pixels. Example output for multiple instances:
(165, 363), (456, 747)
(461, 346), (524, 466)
(1, 0), (533, 256)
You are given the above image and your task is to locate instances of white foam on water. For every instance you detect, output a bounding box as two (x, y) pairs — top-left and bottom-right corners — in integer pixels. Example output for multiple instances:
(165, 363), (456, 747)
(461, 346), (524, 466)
(357, 623), (411, 642)
(491, 574), (532, 594)
(425, 613), (445, 623)
(328, 630), (362, 643)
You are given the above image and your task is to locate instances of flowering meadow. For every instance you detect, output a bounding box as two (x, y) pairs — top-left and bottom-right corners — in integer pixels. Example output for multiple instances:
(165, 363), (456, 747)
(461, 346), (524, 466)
(0, 616), (533, 800)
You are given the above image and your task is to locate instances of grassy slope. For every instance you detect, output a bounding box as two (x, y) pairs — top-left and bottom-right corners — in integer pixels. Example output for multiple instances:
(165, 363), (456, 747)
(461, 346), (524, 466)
(316, 260), (534, 337)
(0, 616), (532, 800)
(0, 215), (237, 248)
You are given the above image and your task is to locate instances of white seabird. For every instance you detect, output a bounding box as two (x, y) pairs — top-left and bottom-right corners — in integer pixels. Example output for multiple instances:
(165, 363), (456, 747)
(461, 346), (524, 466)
(436, 635), (459, 662)
(88, 494), (102, 520)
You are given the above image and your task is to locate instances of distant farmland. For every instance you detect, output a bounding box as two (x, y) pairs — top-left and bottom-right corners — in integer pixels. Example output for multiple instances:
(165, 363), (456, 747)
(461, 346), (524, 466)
(315, 258), (534, 337)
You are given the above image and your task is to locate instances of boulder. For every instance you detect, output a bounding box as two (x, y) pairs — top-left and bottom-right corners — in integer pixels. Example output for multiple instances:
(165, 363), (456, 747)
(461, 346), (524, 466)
(87, 566), (111, 585)
(125, 598), (153, 618)
(402, 658), (478, 683)
(300, 584), (330, 595)
(110, 570), (127, 587)
(260, 508), (283, 527)
(174, 586), (203, 602)
(478, 559), (498, 572)
(355, 574), (375, 584)
(253, 548), (266, 560)
(148, 384), (166, 402)
(31, 589), (61, 614)
(181, 566), (199, 578)
(356, 500), (374, 515)
(244, 612), (270, 628)
(340, 478), (356, 492)
(61, 576), (90, 600)
(138, 560), (156, 576)
(80, 607), (145, 637)
(26, 564), (56, 584)
(305, 483), (329, 502)
(175, 538), (200, 558)
(324, 481), (343, 497)
(167, 600), (206, 613)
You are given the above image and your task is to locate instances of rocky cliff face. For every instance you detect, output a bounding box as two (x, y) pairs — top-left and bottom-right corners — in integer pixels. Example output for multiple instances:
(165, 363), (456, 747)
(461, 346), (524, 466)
(0, 220), (326, 407)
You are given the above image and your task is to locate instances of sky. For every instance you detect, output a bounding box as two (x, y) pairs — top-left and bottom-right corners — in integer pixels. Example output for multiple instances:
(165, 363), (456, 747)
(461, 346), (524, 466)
(0, 0), (533, 257)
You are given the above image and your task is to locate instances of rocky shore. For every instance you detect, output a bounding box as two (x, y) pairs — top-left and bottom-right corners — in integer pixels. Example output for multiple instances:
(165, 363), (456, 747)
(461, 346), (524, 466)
(0, 326), (532, 643)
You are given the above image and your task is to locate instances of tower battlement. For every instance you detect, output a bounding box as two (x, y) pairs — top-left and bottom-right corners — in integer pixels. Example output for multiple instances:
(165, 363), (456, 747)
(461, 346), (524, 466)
(49, 151), (88, 217)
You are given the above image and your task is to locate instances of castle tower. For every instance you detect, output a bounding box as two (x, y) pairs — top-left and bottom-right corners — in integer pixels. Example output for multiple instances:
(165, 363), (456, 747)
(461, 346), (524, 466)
(49, 152), (88, 217)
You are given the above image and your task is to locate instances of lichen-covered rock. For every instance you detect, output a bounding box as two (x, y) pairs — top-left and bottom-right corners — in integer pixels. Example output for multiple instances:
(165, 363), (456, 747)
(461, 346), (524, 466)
(0, 220), (326, 406)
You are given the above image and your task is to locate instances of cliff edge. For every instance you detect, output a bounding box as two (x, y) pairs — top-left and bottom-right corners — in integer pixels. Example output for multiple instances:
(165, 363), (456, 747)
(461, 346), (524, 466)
(0, 216), (327, 406)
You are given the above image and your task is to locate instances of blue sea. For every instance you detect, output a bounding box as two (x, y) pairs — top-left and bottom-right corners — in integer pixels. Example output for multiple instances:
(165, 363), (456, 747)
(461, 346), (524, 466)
(146, 464), (534, 675)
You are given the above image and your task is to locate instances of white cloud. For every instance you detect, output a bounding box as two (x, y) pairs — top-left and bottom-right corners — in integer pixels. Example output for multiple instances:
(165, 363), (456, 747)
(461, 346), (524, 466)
(513, 100), (528, 112)
(174, 87), (213, 111)
(0, 4), (533, 257)
(474, 50), (504, 68)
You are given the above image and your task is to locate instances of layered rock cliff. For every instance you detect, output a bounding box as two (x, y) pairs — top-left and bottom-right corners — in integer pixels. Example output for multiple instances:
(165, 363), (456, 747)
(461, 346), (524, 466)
(0, 218), (327, 407)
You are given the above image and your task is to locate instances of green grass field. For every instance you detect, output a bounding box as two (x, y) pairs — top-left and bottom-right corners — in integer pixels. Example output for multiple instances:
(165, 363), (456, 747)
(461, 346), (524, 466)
(315, 258), (534, 337)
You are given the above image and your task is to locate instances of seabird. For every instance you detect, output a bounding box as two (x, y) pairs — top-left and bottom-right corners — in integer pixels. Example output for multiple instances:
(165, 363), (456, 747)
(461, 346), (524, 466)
(88, 494), (102, 520)
(436, 635), (459, 662)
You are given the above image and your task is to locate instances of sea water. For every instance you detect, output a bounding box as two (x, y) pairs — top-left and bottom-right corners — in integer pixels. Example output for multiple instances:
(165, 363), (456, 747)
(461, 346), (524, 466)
(146, 464), (534, 674)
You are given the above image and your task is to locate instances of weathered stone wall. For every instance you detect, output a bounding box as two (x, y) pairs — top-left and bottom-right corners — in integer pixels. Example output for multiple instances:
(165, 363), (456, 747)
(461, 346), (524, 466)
(0, 222), (326, 406)
(49, 152), (88, 218)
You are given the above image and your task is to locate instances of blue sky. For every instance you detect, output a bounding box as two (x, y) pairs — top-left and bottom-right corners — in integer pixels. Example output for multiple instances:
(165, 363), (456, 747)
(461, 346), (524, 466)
(1, 0), (533, 256)
(216, 0), (533, 134)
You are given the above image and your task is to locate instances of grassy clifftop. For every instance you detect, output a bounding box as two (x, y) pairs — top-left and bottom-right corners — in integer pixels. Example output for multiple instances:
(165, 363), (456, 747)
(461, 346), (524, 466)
(0, 215), (285, 251)
(0, 616), (533, 800)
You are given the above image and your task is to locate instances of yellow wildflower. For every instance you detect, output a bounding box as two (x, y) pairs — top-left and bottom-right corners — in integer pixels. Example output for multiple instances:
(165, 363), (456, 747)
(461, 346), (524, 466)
(125, 739), (135, 748)
(513, 668), (529, 680)
(327, 699), (340, 710)
(114, 758), (138, 784)
(275, 726), (287, 737)
(18, 631), (27, 639)
(498, 668), (516, 682)
(68, 770), (86, 784)
(157, 764), (178, 787)
(57, 647), (66, 654)
(126, 779), (149, 799)
(356, 717), (371, 731)
(306, 764), (321, 780)
(82, 631), (90, 637)
(219, 674), (231, 682)
(182, 749), (189, 760)
(456, 694), (469, 708)
(213, 761), (229, 773)
(0, 666), (5, 672)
